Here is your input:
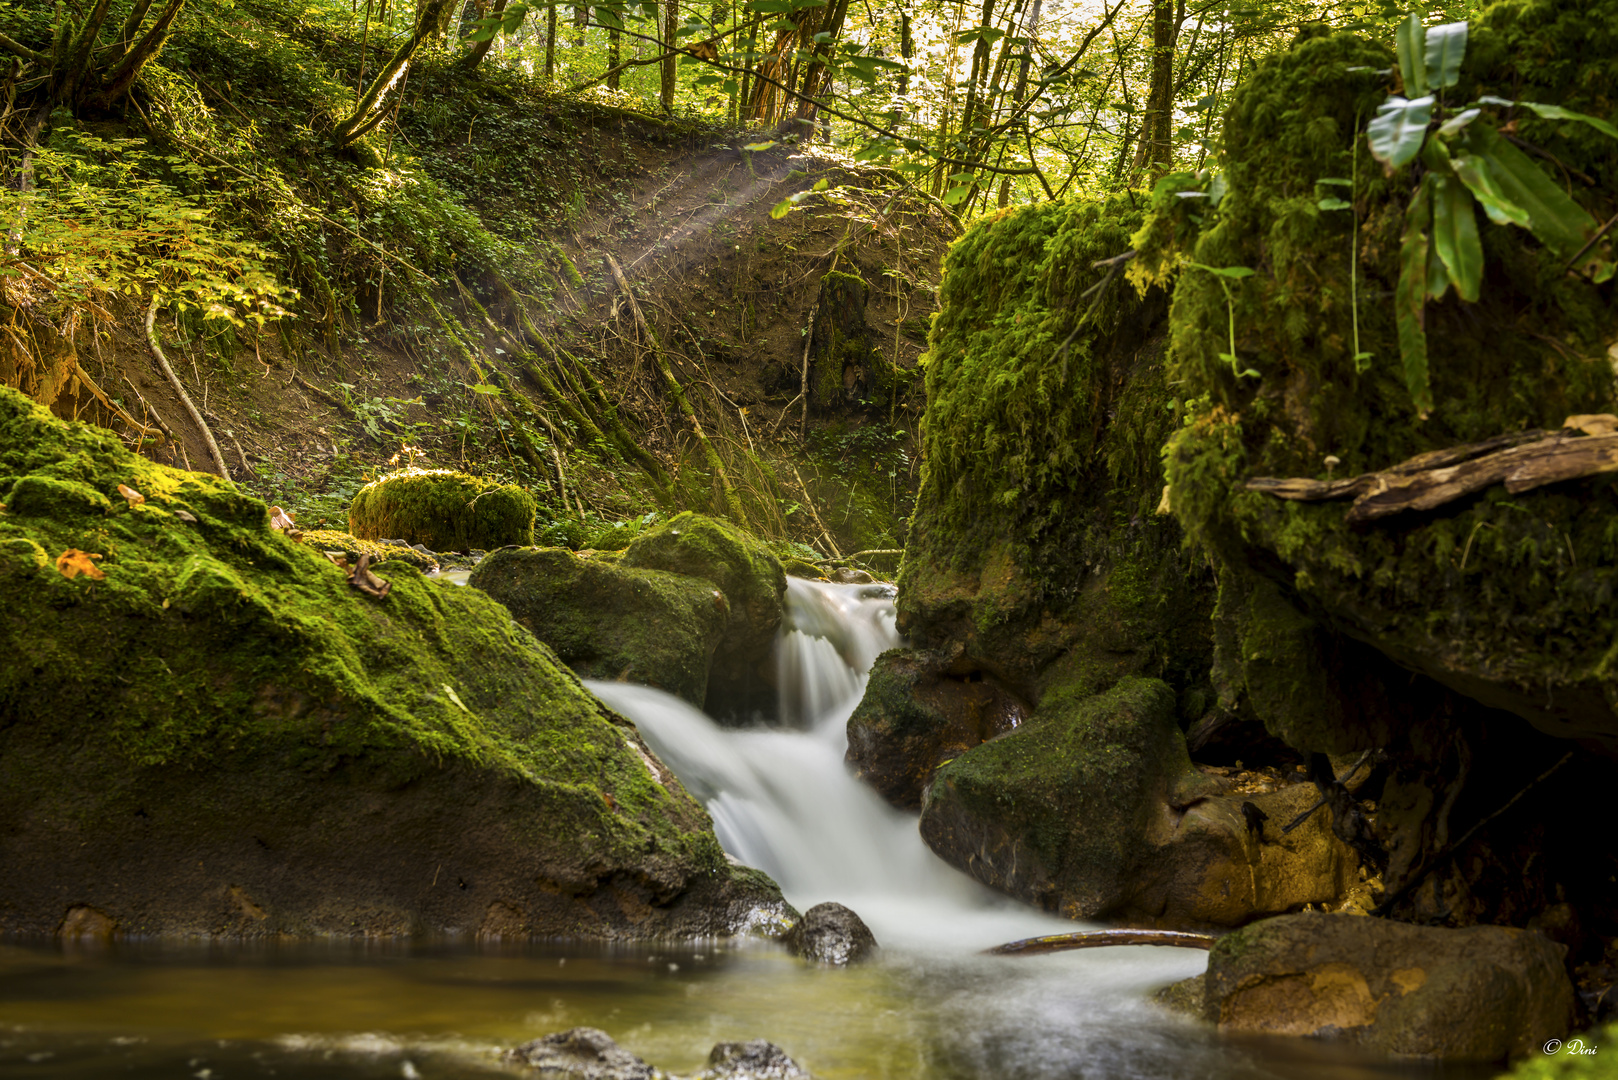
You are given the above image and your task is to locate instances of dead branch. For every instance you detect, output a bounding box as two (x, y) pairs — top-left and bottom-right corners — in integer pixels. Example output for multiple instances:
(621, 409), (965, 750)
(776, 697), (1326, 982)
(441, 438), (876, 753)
(1242, 423), (1618, 524)
(145, 295), (229, 479)
(984, 929), (1217, 956)
(790, 463), (842, 559)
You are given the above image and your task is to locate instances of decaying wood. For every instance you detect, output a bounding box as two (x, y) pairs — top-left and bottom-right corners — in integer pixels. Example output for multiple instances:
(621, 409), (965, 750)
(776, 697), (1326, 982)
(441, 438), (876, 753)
(985, 929), (1217, 956)
(1244, 421), (1618, 524)
(146, 295), (230, 480)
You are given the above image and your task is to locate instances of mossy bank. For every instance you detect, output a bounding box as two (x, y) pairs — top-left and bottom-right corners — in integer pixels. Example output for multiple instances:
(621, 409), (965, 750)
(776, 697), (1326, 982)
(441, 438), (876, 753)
(0, 387), (790, 939)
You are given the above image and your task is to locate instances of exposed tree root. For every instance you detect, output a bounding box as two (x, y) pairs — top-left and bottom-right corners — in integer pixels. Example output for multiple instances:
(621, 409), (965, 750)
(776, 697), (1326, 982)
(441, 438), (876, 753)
(146, 294), (229, 479)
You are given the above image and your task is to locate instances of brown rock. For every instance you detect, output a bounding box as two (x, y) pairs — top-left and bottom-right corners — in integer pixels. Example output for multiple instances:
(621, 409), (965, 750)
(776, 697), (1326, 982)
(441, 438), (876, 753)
(1202, 913), (1576, 1060)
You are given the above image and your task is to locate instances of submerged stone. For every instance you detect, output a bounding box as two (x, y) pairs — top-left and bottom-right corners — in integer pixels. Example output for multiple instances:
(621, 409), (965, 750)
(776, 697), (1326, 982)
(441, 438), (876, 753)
(504, 1028), (656, 1080)
(0, 387), (786, 939)
(348, 467), (535, 551)
(1201, 914), (1576, 1061)
(698, 1039), (812, 1080)
(469, 546), (728, 707)
(782, 901), (878, 966)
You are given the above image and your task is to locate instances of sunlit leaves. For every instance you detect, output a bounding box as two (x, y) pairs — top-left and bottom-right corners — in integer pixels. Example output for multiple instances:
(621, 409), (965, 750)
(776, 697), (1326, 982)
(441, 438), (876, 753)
(1394, 11), (1426, 97)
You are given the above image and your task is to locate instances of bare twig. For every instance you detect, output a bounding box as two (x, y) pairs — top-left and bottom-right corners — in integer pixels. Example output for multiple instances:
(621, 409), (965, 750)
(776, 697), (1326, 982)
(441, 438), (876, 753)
(985, 929), (1217, 956)
(145, 295), (229, 479)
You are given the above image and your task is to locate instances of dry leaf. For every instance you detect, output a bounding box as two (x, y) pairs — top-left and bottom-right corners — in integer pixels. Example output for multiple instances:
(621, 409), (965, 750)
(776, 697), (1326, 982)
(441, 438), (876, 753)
(322, 550), (351, 571)
(348, 553), (391, 599)
(268, 505), (298, 532)
(56, 549), (106, 581)
(1564, 414), (1618, 436)
(117, 484), (145, 507)
(173, 509), (198, 523)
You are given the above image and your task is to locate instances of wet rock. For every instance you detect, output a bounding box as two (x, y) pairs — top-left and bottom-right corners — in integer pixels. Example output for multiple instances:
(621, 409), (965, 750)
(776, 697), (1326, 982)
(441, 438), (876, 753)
(830, 567), (873, 584)
(0, 388), (785, 940)
(697, 1039), (811, 1080)
(919, 677), (1354, 926)
(621, 512), (786, 720)
(845, 648), (1027, 810)
(1153, 974), (1206, 1018)
(782, 902), (878, 965)
(1202, 913), (1577, 1061)
(469, 547), (728, 707)
(503, 1028), (656, 1079)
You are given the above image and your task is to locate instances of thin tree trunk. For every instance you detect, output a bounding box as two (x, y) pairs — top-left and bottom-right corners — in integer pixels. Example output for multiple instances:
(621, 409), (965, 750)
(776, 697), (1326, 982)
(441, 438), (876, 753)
(660, 0), (678, 113)
(332, 0), (452, 145)
(545, 3), (557, 80)
(607, 25), (620, 88)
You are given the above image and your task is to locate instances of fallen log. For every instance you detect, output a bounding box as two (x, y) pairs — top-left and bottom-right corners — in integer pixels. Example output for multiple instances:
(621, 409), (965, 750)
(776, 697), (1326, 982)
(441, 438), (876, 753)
(1244, 419), (1618, 524)
(983, 929), (1217, 956)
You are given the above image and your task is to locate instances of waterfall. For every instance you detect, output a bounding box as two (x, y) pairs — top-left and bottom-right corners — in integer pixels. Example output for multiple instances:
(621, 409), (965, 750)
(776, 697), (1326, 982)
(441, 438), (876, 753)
(586, 578), (1072, 951)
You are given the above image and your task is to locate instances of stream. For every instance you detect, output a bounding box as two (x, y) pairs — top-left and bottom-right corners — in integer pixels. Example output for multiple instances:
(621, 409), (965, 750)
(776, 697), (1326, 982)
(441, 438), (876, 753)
(0, 580), (1484, 1079)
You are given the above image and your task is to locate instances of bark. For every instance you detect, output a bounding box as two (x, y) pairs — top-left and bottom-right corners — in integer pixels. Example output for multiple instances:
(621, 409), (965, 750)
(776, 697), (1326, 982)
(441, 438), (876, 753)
(331, 0), (454, 146)
(660, 0), (678, 113)
(90, 0), (185, 110)
(986, 929), (1217, 956)
(457, 0), (510, 69)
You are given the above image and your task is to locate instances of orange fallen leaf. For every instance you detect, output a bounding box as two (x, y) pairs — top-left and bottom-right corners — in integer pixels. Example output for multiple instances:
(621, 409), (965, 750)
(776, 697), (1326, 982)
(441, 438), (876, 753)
(268, 505), (297, 531)
(57, 549), (106, 581)
(117, 484), (145, 507)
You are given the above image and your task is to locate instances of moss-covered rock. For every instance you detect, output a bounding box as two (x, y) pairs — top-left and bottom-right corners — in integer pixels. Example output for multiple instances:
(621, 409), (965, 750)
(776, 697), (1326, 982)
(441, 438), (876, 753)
(895, 195), (1213, 706)
(468, 546), (728, 707)
(845, 647), (1028, 810)
(1202, 913), (1576, 1061)
(621, 511), (787, 719)
(918, 677), (1354, 927)
(807, 270), (905, 412)
(0, 387), (789, 939)
(348, 468), (535, 552)
(300, 527), (438, 572)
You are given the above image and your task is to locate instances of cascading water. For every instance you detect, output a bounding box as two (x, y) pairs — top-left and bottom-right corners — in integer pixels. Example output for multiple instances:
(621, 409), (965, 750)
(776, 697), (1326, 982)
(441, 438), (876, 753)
(588, 578), (1073, 949)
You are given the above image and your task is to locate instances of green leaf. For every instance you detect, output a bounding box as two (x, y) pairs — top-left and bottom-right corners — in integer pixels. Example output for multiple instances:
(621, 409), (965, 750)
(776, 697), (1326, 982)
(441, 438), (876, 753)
(812, 177), (829, 191)
(1395, 12), (1427, 98)
(941, 184), (974, 206)
(953, 25), (1006, 46)
(1449, 147), (1531, 228)
(1316, 177), (1354, 187)
(1422, 21), (1468, 90)
(1187, 262), (1256, 279)
(1318, 197), (1353, 211)
(1461, 126), (1597, 257)
(1515, 100), (1618, 141)
(1367, 96), (1434, 170)
(1397, 178), (1434, 417)
(770, 197), (795, 219)
(593, 6), (624, 28)
(1437, 108), (1481, 138)
(744, 0), (794, 11)
(743, 140), (777, 152)
(470, 383), (502, 396)
(1428, 169), (1483, 302)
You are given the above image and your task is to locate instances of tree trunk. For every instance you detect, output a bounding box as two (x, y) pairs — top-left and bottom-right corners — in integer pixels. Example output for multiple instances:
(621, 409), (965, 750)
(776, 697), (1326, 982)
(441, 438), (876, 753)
(331, 0), (453, 145)
(545, 3), (557, 80)
(458, 0), (510, 69)
(607, 25), (620, 88)
(660, 0), (678, 113)
(1133, 0), (1178, 182)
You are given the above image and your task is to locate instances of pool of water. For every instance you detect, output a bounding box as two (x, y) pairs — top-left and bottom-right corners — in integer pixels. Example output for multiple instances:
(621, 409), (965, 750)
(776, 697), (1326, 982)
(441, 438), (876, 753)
(0, 937), (1481, 1080)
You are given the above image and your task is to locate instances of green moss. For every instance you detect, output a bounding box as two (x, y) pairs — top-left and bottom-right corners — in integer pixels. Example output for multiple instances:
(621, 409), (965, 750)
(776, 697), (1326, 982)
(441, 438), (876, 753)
(300, 528), (438, 571)
(918, 676), (1190, 917)
(0, 387), (757, 933)
(894, 194), (1212, 699)
(348, 468), (536, 552)
(469, 546), (728, 706)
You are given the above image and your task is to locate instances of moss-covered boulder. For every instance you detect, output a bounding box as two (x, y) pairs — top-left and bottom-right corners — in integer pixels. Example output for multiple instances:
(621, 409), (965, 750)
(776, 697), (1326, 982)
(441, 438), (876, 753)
(348, 468), (535, 552)
(621, 512), (786, 719)
(300, 527), (438, 572)
(0, 388), (790, 939)
(468, 546), (728, 707)
(1201, 914), (1576, 1061)
(918, 677), (1353, 927)
(895, 195), (1214, 710)
(845, 647), (1028, 810)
